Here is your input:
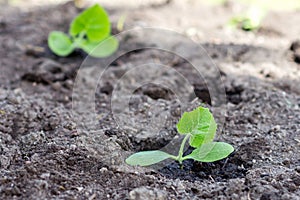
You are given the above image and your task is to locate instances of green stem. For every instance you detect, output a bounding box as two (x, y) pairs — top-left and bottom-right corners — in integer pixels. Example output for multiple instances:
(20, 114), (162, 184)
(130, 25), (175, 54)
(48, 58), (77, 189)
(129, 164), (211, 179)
(73, 31), (86, 48)
(177, 134), (190, 164)
(169, 155), (178, 160)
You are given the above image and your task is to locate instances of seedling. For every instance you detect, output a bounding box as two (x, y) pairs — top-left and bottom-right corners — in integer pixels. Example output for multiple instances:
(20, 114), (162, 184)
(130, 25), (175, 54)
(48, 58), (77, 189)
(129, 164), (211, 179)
(229, 6), (266, 31)
(48, 4), (118, 58)
(229, 0), (300, 31)
(126, 106), (234, 167)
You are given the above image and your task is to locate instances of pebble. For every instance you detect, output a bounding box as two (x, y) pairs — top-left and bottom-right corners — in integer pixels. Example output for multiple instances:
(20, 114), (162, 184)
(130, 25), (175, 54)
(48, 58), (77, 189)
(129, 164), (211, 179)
(174, 179), (185, 190)
(63, 121), (77, 130)
(282, 159), (290, 166)
(40, 173), (50, 179)
(295, 166), (300, 173)
(99, 167), (108, 173)
(129, 187), (167, 200)
(7, 94), (21, 104)
(69, 144), (77, 150)
(52, 82), (62, 90)
(273, 125), (281, 132)
(64, 80), (73, 89)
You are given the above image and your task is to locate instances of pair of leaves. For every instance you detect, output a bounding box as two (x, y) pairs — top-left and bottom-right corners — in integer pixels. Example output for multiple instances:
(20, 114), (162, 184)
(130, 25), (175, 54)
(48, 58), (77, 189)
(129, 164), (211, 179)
(48, 31), (118, 57)
(125, 142), (234, 166)
(126, 106), (234, 167)
(48, 4), (118, 58)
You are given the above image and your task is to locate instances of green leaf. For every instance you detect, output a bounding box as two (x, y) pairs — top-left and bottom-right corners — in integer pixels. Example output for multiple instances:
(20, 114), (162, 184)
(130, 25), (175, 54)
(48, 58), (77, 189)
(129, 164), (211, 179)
(126, 150), (172, 166)
(189, 134), (205, 148)
(70, 4), (110, 42)
(176, 107), (217, 147)
(80, 36), (118, 57)
(176, 107), (199, 134)
(48, 31), (74, 56)
(184, 142), (234, 162)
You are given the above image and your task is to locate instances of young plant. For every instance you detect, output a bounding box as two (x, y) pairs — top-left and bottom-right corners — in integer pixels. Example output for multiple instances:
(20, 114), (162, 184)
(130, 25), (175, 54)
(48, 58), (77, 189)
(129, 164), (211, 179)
(229, 6), (266, 31)
(48, 4), (118, 58)
(126, 106), (234, 167)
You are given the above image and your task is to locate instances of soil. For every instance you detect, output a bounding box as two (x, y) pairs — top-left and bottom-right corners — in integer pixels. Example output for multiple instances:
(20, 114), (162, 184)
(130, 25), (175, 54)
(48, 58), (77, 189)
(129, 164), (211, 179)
(0, 0), (300, 199)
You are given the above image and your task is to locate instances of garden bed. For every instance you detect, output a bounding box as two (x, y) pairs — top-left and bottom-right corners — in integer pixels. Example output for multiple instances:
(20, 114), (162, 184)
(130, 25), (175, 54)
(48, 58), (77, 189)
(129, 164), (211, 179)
(0, 0), (299, 199)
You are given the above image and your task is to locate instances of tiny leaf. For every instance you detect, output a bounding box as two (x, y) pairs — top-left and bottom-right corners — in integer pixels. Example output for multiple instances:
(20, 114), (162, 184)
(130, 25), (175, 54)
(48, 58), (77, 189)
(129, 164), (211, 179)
(48, 31), (74, 56)
(176, 108), (199, 134)
(80, 36), (118, 57)
(176, 107), (217, 147)
(126, 150), (172, 166)
(70, 4), (110, 42)
(184, 142), (234, 162)
(189, 133), (205, 148)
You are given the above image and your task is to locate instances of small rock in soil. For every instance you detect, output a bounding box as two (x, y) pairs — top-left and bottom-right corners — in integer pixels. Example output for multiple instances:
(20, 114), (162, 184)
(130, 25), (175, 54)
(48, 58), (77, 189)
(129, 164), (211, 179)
(129, 186), (167, 200)
(290, 40), (300, 64)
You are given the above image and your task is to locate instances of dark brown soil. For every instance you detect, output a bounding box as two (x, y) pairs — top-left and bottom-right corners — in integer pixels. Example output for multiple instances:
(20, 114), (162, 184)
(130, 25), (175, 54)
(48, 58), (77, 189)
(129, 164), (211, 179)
(0, 0), (300, 199)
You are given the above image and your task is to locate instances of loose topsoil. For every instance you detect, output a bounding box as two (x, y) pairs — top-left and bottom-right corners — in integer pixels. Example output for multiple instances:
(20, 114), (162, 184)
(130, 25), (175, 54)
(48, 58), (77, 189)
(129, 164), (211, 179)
(0, 0), (300, 199)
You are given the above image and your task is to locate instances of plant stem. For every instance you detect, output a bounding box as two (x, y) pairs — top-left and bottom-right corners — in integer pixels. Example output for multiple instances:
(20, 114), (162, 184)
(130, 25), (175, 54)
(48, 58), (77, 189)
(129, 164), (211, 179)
(73, 31), (86, 48)
(177, 134), (190, 164)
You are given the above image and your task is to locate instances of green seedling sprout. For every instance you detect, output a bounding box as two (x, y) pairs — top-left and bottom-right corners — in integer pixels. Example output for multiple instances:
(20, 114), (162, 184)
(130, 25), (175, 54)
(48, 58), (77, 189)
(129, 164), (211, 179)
(229, 0), (300, 31)
(126, 106), (234, 167)
(48, 4), (118, 58)
(229, 6), (266, 31)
